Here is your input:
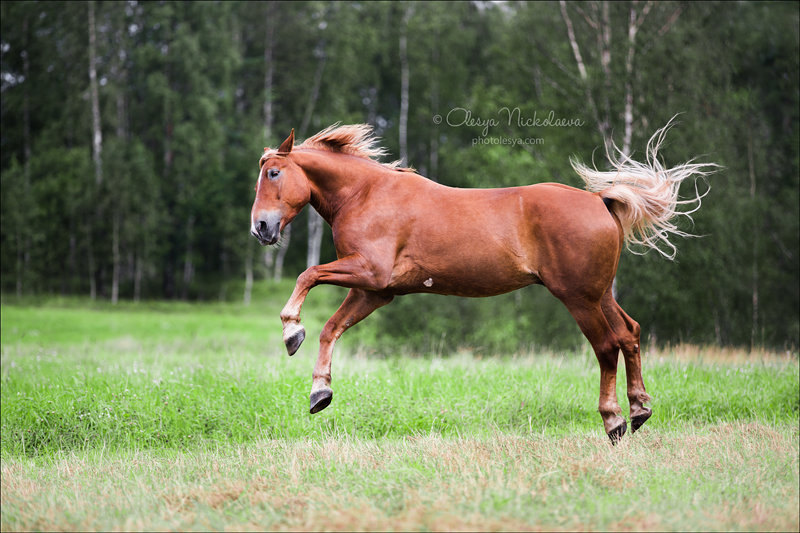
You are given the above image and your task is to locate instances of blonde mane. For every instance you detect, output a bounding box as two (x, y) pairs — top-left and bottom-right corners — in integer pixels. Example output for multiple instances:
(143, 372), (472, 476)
(263, 123), (414, 172)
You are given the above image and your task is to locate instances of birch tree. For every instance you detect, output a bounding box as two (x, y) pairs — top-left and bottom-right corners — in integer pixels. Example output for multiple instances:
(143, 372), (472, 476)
(301, 9), (329, 269)
(87, 0), (103, 300)
(398, 5), (413, 166)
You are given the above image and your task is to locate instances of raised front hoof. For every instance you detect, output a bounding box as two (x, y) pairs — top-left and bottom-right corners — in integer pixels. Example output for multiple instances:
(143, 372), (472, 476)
(607, 420), (627, 445)
(284, 325), (306, 356)
(631, 408), (652, 433)
(309, 388), (333, 414)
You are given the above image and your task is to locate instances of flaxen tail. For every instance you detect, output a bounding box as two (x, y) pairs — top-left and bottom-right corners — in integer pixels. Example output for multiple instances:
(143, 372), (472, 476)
(571, 116), (718, 259)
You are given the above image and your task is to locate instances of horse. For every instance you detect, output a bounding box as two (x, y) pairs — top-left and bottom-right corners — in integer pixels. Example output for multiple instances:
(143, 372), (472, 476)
(250, 119), (715, 443)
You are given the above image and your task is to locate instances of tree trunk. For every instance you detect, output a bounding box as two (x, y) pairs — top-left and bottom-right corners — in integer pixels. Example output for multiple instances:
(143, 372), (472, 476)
(622, 8), (637, 157)
(307, 209), (324, 268)
(68, 232), (78, 293)
(616, 2), (653, 301)
(299, 44), (326, 136)
(560, 1), (587, 80)
(15, 228), (23, 298)
(258, 2), (278, 280)
(134, 252), (143, 302)
(429, 25), (439, 180)
(398, 6), (413, 166)
(299, 34), (327, 269)
(748, 131), (759, 349)
(18, 16), (31, 297)
(161, 24), (175, 298)
(112, 12), (127, 304)
(87, 0), (102, 300)
(181, 216), (194, 300)
(263, 2), (276, 143)
(88, 1), (103, 187)
(218, 250), (228, 302)
(598, 1), (612, 135)
(243, 243), (254, 306)
(559, 0), (605, 145)
(22, 17), (31, 178)
(111, 213), (120, 304)
(622, 1), (652, 157)
(87, 226), (97, 300)
(135, 212), (147, 302)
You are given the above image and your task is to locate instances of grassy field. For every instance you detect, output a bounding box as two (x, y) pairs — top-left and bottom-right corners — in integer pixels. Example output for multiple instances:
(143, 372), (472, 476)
(1, 290), (798, 531)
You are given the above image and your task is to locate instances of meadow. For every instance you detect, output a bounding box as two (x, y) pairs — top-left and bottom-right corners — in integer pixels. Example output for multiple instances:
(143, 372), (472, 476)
(1, 285), (798, 531)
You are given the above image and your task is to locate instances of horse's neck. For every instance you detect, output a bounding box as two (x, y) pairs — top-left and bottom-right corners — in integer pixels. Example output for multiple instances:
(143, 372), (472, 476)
(293, 150), (379, 224)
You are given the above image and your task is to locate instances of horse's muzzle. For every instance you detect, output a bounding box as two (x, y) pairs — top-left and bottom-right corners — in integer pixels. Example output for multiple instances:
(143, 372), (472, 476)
(251, 211), (282, 246)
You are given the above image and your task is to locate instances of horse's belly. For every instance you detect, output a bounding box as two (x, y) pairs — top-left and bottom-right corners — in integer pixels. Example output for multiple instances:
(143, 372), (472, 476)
(388, 256), (539, 297)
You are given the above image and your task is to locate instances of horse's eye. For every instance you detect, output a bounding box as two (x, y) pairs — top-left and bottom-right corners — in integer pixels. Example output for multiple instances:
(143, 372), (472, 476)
(268, 168), (281, 180)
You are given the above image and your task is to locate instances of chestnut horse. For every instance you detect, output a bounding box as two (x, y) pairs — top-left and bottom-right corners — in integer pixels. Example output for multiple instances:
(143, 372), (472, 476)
(250, 120), (714, 442)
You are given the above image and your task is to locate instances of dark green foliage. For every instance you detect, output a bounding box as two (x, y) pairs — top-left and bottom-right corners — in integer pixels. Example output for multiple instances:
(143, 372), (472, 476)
(0, 1), (797, 349)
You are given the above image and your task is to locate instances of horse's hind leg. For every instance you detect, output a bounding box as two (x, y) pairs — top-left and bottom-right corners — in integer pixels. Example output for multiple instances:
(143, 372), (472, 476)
(559, 296), (627, 443)
(602, 292), (652, 432)
(309, 288), (393, 414)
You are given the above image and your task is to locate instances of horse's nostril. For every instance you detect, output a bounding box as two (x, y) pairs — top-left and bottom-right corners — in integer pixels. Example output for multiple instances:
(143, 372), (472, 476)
(258, 220), (267, 234)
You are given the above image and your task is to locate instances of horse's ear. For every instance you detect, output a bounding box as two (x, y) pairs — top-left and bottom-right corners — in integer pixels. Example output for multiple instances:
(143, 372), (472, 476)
(277, 129), (295, 154)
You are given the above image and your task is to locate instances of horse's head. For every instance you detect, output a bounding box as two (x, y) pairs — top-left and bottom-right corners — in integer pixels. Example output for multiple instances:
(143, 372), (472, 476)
(250, 129), (311, 245)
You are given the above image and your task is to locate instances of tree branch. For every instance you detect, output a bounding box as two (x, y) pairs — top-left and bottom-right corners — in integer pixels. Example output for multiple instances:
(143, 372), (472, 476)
(560, 0), (588, 81)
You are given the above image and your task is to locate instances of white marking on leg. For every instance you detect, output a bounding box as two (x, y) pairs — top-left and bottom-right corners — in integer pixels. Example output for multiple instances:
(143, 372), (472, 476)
(283, 321), (304, 342)
(311, 377), (332, 392)
(281, 301), (302, 322)
(423, 277), (433, 287)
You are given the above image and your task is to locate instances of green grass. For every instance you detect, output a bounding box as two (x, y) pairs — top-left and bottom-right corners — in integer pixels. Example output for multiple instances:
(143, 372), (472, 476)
(1, 293), (798, 531)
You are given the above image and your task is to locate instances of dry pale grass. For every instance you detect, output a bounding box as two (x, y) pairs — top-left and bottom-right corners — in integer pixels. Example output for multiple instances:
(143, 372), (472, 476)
(651, 343), (798, 364)
(2, 420), (797, 532)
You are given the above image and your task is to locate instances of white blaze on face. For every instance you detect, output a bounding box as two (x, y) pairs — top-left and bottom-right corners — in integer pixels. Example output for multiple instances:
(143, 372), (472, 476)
(255, 169), (263, 194)
(423, 278), (433, 287)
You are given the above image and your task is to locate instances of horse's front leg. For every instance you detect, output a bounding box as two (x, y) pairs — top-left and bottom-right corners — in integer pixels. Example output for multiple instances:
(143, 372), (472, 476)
(279, 254), (388, 355)
(309, 288), (393, 413)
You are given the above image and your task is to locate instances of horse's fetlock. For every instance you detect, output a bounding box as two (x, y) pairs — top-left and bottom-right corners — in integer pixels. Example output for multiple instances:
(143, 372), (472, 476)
(598, 403), (622, 417)
(280, 312), (299, 324)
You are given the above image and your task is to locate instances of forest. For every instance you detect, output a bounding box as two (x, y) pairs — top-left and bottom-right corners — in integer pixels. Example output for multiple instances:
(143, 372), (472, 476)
(1, 1), (798, 350)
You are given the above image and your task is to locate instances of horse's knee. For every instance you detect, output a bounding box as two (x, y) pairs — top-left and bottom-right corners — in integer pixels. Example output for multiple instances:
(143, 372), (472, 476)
(297, 265), (320, 288)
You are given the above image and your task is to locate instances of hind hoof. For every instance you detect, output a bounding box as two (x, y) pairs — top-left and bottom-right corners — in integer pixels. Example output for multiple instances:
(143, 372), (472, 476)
(631, 408), (652, 433)
(607, 420), (627, 445)
(284, 324), (305, 356)
(310, 388), (333, 414)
